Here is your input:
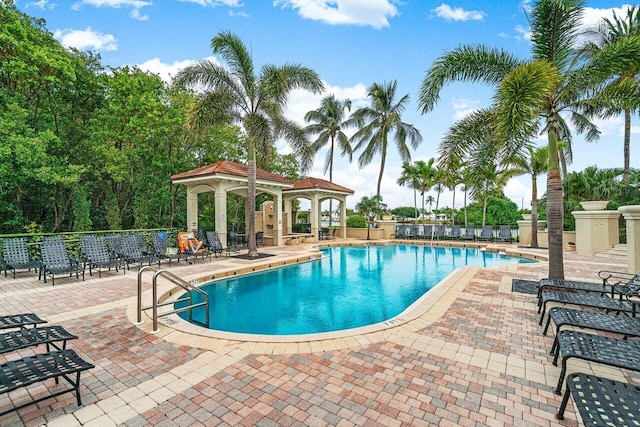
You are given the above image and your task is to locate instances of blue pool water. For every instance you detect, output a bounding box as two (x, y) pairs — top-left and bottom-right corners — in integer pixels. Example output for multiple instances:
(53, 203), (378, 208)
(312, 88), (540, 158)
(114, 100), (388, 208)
(177, 245), (534, 335)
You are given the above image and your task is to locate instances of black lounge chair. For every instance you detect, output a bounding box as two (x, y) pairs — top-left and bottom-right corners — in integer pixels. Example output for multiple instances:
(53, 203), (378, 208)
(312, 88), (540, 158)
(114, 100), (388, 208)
(0, 313), (47, 330)
(537, 270), (636, 299)
(319, 228), (330, 240)
(40, 237), (85, 285)
(543, 307), (640, 356)
(478, 225), (494, 241)
(151, 233), (182, 265)
(79, 235), (124, 278)
(0, 349), (94, 416)
(431, 225), (445, 240)
(448, 225), (461, 240)
(461, 227), (475, 241)
(552, 330), (640, 395)
(2, 237), (41, 279)
(537, 279), (639, 326)
(0, 325), (77, 355)
(496, 225), (513, 242)
(406, 225), (417, 239)
(556, 373), (640, 425)
(205, 231), (225, 258)
(421, 225), (431, 240)
(120, 235), (160, 269)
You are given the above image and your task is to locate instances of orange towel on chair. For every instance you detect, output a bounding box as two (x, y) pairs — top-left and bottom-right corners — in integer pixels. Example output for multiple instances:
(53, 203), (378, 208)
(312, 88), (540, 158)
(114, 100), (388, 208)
(177, 232), (203, 254)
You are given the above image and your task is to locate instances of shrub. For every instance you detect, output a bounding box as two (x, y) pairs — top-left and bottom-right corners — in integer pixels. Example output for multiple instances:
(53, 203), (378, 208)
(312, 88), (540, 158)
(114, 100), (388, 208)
(346, 215), (367, 228)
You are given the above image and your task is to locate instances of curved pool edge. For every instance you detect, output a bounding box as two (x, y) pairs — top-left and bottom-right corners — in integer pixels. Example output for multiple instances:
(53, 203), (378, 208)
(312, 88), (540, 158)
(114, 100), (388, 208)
(127, 241), (548, 351)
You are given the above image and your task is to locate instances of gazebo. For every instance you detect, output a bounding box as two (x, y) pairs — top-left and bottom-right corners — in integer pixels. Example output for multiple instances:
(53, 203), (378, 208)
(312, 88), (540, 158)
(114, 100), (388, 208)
(171, 161), (353, 246)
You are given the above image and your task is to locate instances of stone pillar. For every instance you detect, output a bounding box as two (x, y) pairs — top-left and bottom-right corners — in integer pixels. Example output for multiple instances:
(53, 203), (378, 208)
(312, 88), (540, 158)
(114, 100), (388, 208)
(572, 210), (620, 256)
(310, 194), (320, 239)
(214, 190), (228, 246)
(618, 205), (640, 274)
(340, 198), (347, 238)
(284, 198), (293, 235)
(516, 218), (546, 246)
(376, 220), (397, 239)
(273, 195), (283, 247)
(186, 189), (198, 232)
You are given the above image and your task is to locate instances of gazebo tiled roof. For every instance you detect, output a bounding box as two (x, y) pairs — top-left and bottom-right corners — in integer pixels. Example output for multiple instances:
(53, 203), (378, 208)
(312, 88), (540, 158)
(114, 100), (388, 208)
(171, 160), (294, 185)
(285, 177), (354, 194)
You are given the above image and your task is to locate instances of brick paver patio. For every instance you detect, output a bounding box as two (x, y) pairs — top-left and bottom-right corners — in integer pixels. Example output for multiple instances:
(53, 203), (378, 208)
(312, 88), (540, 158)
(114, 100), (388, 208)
(0, 239), (636, 426)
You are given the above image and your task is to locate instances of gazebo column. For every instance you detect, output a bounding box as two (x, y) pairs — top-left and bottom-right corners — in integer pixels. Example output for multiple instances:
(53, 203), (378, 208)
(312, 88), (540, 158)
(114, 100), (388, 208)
(186, 188), (198, 231)
(273, 195), (283, 246)
(284, 198), (293, 235)
(619, 205), (640, 274)
(214, 188), (228, 246)
(310, 194), (320, 239)
(340, 197), (347, 238)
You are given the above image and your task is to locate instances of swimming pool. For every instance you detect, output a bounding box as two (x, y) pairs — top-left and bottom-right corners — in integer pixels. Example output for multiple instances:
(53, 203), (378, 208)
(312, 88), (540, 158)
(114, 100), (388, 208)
(176, 245), (534, 335)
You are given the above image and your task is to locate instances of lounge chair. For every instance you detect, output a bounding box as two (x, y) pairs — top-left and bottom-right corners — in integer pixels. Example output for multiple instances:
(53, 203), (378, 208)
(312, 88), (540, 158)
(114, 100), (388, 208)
(2, 237), (41, 279)
(421, 225), (432, 240)
(0, 325), (77, 355)
(79, 235), (124, 278)
(496, 225), (513, 242)
(40, 237), (85, 285)
(319, 228), (330, 240)
(448, 225), (461, 240)
(151, 232), (182, 265)
(552, 330), (640, 394)
(537, 270), (636, 299)
(0, 349), (94, 416)
(205, 231), (225, 258)
(538, 277), (640, 326)
(543, 307), (640, 356)
(556, 373), (640, 424)
(0, 313), (47, 330)
(120, 234), (160, 269)
(461, 227), (476, 241)
(432, 225), (445, 240)
(256, 231), (265, 246)
(177, 231), (211, 263)
(478, 225), (494, 241)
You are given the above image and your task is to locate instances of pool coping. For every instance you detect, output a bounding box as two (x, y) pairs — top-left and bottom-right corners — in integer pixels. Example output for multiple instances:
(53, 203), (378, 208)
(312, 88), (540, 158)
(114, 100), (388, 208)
(126, 240), (548, 352)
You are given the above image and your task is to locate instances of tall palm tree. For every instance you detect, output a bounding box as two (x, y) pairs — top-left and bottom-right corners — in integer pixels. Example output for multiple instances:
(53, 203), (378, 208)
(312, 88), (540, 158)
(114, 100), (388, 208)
(397, 162), (420, 222)
(414, 159), (437, 222)
(583, 6), (640, 183)
(439, 156), (463, 226)
(356, 195), (383, 240)
(419, 0), (639, 279)
(304, 95), (352, 226)
(513, 146), (548, 248)
(175, 31), (323, 257)
(349, 80), (422, 207)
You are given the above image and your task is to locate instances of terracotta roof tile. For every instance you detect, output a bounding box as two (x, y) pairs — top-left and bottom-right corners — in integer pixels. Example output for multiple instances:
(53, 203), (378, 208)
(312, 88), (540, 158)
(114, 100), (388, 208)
(286, 177), (354, 194)
(171, 160), (294, 185)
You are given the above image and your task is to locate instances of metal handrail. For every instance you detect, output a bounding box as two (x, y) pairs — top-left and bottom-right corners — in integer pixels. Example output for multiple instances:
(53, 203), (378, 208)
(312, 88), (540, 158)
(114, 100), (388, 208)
(137, 266), (209, 333)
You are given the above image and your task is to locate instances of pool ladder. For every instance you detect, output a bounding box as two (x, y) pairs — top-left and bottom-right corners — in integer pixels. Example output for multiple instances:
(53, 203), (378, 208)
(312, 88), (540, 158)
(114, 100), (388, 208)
(136, 266), (210, 333)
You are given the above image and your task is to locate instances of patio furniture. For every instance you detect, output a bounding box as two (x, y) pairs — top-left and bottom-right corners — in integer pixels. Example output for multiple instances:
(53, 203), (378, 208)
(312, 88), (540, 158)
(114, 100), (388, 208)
(0, 313), (47, 330)
(421, 225), (432, 240)
(543, 307), (640, 356)
(205, 231), (225, 258)
(556, 373), (640, 425)
(431, 225), (445, 240)
(461, 227), (475, 241)
(256, 231), (265, 246)
(0, 349), (94, 416)
(448, 225), (461, 240)
(319, 228), (330, 240)
(0, 325), (77, 355)
(552, 330), (640, 394)
(2, 237), (41, 279)
(120, 234), (161, 269)
(40, 237), (85, 285)
(537, 270), (636, 299)
(177, 231), (211, 263)
(478, 225), (494, 241)
(537, 280), (639, 326)
(497, 225), (513, 242)
(79, 235), (124, 278)
(151, 233), (182, 265)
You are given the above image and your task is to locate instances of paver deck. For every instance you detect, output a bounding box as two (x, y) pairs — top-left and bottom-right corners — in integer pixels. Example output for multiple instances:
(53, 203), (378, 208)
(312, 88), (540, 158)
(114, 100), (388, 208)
(0, 238), (636, 426)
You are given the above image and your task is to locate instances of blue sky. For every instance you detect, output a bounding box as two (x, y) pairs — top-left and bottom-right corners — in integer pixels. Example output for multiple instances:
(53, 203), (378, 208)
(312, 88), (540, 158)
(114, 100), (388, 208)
(16, 0), (638, 210)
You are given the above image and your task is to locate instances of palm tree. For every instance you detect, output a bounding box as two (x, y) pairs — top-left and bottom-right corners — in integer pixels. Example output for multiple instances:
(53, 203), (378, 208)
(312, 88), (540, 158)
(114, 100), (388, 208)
(349, 80), (422, 207)
(419, 0), (639, 279)
(304, 95), (352, 226)
(513, 146), (548, 248)
(425, 195), (435, 216)
(414, 159), (437, 222)
(397, 162), (420, 222)
(582, 6), (640, 183)
(439, 156), (463, 226)
(175, 31), (323, 257)
(356, 195), (383, 240)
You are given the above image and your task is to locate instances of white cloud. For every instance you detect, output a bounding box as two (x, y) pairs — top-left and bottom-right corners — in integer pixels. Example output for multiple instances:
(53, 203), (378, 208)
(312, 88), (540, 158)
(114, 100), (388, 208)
(581, 5), (635, 32)
(26, 0), (56, 10)
(72, 0), (151, 21)
(514, 24), (532, 41)
(179, 0), (242, 6)
(273, 0), (398, 29)
(451, 97), (480, 120)
(431, 4), (485, 22)
(54, 27), (118, 51)
(136, 57), (197, 83)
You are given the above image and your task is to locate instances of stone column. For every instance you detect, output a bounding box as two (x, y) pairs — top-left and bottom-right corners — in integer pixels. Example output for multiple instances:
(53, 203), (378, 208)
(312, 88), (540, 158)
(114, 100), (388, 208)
(340, 198), (347, 238)
(572, 210), (620, 256)
(618, 205), (640, 274)
(186, 188), (198, 232)
(284, 198), (293, 235)
(273, 195), (283, 247)
(516, 218), (546, 247)
(310, 194), (320, 239)
(214, 189), (228, 247)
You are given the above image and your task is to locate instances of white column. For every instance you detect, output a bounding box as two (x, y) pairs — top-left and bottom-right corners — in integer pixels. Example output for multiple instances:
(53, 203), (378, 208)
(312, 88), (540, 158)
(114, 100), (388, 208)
(572, 210), (620, 256)
(214, 187), (228, 247)
(619, 205), (640, 274)
(340, 197), (347, 238)
(310, 194), (320, 239)
(186, 188), (198, 231)
(273, 194), (283, 246)
(284, 198), (293, 235)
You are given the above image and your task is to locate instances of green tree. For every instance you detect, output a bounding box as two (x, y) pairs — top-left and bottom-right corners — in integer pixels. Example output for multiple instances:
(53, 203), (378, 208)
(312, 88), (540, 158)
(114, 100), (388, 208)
(513, 146), (548, 248)
(175, 31), (323, 256)
(419, 0), (639, 279)
(304, 95), (352, 226)
(397, 162), (420, 221)
(349, 81), (422, 207)
(355, 195), (384, 240)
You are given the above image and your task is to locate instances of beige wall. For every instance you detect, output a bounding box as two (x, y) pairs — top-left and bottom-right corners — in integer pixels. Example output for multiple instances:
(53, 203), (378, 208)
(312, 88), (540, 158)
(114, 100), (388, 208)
(346, 228), (386, 240)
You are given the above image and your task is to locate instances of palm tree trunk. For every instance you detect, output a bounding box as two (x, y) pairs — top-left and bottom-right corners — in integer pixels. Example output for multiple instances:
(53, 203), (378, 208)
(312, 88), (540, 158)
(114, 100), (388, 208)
(376, 149), (386, 212)
(247, 141), (258, 257)
(531, 174), (538, 248)
(624, 109), (631, 183)
(547, 120), (564, 279)
(329, 137), (334, 227)
(451, 187), (456, 226)
(482, 182), (488, 226)
(463, 188), (468, 227)
(413, 189), (418, 223)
